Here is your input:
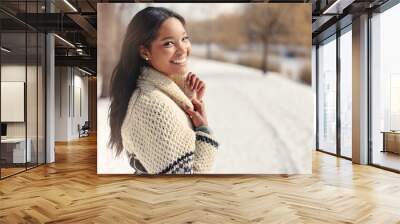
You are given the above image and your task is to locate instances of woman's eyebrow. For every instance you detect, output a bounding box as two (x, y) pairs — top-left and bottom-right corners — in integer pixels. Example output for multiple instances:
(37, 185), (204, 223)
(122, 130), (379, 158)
(160, 32), (187, 41)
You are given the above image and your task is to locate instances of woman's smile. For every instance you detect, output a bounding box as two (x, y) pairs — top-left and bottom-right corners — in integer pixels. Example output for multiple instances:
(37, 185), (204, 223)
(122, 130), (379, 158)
(171, 57), (187, 65)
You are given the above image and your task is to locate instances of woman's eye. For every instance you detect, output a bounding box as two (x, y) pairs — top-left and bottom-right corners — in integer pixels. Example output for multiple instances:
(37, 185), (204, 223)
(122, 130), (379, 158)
(163, 41), (174, 47)
(183, 36), (190, 42)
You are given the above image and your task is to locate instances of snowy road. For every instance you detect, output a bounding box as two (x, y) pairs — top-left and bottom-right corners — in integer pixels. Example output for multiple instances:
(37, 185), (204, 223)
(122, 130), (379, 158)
(98, 57), (313, 174)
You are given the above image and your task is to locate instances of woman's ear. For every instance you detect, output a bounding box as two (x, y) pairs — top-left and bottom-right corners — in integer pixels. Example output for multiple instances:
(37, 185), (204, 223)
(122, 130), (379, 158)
(139, 45), (150, 61)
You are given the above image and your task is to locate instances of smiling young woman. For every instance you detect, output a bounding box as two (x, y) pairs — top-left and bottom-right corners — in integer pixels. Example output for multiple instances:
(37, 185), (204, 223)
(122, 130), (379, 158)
(108, 7), (219, 174)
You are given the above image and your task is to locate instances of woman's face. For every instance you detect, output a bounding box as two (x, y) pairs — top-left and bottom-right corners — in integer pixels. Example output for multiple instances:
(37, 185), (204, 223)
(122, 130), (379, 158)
(140, 17), (191, 77)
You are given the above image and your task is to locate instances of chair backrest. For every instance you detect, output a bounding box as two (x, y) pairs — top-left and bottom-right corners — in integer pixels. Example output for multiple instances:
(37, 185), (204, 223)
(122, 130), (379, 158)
(82, 121), (90, 129)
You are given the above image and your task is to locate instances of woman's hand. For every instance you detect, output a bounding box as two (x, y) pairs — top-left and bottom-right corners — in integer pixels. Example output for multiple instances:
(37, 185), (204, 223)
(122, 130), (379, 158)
(185, 72), (205, 101)
(182, 98), (208, 128)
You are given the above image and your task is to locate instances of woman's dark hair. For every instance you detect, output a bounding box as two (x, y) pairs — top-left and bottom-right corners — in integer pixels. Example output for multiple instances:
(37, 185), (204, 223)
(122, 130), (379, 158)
(108, 7), (186, 156)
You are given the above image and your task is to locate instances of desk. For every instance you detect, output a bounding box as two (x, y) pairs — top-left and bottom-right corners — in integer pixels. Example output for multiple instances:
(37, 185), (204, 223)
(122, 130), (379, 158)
(1, 138), (31, 163)
(381, 131), (400, 154)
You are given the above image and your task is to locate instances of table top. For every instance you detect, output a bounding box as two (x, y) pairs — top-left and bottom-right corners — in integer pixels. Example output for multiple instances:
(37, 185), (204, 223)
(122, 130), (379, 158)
(381, 131), (400, 134)
(1, 138), (29, 143)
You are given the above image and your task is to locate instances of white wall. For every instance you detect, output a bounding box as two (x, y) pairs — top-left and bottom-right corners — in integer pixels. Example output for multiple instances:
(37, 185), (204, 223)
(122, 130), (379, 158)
(1, 65), (37, 138)
(1, 65), (26, 129)
(55, 67), (89, 141)
(72, 73), (89, 138)
(55, 67), (69, 141)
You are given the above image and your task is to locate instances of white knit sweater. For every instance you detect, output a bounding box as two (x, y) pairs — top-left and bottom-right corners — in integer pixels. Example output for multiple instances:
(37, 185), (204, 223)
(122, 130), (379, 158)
(121, 67), (219, 174)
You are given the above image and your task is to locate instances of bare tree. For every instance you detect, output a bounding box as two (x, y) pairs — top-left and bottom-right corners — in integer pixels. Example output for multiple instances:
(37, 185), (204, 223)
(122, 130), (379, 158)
(242, 4), (291, 74)
(187, 19), (217, 59)
(98, 4), (140, 97)
(188, 13), (247, 59)
(183, 4), (310, 72)
(213, 13), (247, 50)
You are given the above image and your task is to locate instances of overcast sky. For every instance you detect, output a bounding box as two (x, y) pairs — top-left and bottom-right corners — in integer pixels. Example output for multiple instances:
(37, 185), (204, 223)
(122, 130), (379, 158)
(149, 3), (245, 21)
(109, 3), (246, 23)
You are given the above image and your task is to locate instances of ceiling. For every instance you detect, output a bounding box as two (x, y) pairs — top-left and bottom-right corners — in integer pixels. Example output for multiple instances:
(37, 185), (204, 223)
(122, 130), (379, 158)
(0, 0), (393, 74)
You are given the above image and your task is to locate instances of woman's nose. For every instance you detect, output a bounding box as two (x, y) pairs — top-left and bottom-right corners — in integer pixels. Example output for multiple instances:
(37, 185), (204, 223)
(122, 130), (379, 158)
(176, 41), (188, 54)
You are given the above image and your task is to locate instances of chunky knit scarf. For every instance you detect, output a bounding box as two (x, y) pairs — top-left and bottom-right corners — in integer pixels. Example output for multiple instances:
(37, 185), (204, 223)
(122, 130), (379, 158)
(121, 67), (219, 174)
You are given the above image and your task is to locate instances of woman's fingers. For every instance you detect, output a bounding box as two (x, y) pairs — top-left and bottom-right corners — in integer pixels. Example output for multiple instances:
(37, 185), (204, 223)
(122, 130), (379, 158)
(197, 82), (205, 100)
(185, 72), (192, 90)
(185, 72), (193, 87)
(194, 78), (203, 91)
(191, 98), (204, 114)
(182, 100), (208, 128)
(197, 81), (204, 90)
(183, 105), (200, 119)
(185, 72), (206, 100)
(193, 78), (200, 91)
(189, 73), (196, 90)
(191, 98), (202, 106)
(182, 104), (194, 116)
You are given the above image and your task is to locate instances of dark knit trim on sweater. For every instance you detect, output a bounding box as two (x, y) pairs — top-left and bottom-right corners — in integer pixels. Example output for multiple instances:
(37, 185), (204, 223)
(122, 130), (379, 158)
(196, 135), (219, 148)
(158, 151), (194, 174)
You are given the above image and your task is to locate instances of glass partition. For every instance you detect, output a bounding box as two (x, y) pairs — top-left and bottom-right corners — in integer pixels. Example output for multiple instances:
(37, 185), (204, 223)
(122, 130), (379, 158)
(27, 31), (38, 169)
(317, 35), (337, 154)
(38, 32), (45, 165)
(0, 1), (46, 179)
(371, 3), (400, 171)
(26, 0), (44, 169)
(339, 27), (352, 158)
(1, 31), (28, 178)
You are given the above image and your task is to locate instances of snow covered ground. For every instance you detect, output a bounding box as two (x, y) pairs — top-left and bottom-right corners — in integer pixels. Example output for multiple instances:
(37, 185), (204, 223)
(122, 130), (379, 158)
(97, 57), (313, 174)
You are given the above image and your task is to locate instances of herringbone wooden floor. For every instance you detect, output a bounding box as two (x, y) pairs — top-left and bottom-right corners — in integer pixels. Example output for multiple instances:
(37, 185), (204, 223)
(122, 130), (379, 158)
(1, 134), (400, 223)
